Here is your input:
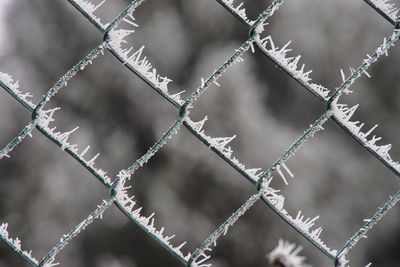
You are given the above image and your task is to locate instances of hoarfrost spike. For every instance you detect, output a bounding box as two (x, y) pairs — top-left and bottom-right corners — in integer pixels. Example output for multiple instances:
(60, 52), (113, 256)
(245, 168), (262, 177)
(88, 153), (100, 166)
(276, 165), (288, 185)
(80, 145), (90, 157)
(123, 13), (139, 27)
(340, 68), (346, 83)
(74, 0), (108, 28)
(267, 239), (309, 267)
(281, 162), (294, 178)
(190, 116), (208, 133)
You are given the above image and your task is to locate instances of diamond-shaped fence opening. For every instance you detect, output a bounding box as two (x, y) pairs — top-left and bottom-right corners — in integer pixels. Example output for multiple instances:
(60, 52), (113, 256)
(273, 118), (400, 243)
(0, 0), (399, 266)
(0, 129), (109, 263)
(42, 52), (179, 176)
(263, 1), (394, 71)
(0, 88), (32, 148)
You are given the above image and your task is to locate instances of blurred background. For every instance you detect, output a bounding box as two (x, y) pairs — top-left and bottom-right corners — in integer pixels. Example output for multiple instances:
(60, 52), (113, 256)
(0, 0), (399, 266)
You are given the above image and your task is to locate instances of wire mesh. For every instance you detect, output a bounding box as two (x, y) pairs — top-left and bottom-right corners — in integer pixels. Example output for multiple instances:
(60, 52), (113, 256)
(0, 0), (399, 266)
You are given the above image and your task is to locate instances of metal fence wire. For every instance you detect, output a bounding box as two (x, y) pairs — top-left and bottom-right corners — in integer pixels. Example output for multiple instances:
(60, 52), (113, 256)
(0, 0), (399, 266)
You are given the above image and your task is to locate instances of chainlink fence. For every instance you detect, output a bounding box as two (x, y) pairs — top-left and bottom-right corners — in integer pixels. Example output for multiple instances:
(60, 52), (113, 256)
(0, 0), (399, 266)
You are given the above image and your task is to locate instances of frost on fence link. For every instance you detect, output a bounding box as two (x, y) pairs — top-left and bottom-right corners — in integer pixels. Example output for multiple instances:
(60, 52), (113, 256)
(36, 107), (112, 185)
(367, 0), (400, 22)
(0, 72), (37, 160)
(337, 191), (400, 261)
(106, 12), (185, 106)
(260, 178), (335, 259)
(0, 72), (35, 109)
(74, 0), (110, 28)
(39, 199), (113, 267)
(113, 171), (190, 264)
(189, 191), (263, 267)
(218, 0), (252, 24)
(332, 101), (400, 174)
(255, 35), (330, 100)
(186, 117), (296, 185)
(1, 0), (400, 266)
(0, 223), (39, 266)
(0, 41), (107, 160)
(332, 29), (400, 100)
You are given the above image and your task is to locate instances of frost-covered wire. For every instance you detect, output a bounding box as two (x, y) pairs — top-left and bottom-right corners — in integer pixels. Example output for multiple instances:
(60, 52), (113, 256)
(0, 223), (39, 266)
(363, 0), (400, 25)
(335, 191), (400, 264)
(0, 0), (399, 266)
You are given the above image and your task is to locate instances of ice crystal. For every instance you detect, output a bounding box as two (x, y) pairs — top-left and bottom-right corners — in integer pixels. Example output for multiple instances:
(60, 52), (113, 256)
(275, 162), (294, 185)
(261, 178), (285, 211)
(114, 178), (190, 261)
(37, 108), (112, 185)
(260, 181), (334, 256)
(0, 72), (35, 108)
(209, 135), (236, 158)
(332, 101), (400, 173)
(220, 0), (251, 24)
(335, 29), (400, 99)
(40, 199), (112, 267)
(338, 192), (400, 262)
(190, 192), (262, 267)
(267, 239), (309, 267)
(108, 25), (184, 105)
(74, 0), (109, 28)
(256, 36), (330, 99)
(0, 223), (39, 265)
(369, 0), (399, 21)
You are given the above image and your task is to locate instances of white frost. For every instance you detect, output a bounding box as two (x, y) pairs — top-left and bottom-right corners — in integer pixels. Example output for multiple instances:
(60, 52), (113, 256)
(0, 71), (35, 108)
(256, 36), (330, 99)
(267, 239), (310, 267)
(108, 23), (184, 105)
(220, 0), (252, 24)
(368, 0), (399, 21)
(114, 178), (190, 262)
(74, 0), (109, 28)
(332, 101), (400, 173)
(0, 223), (39, 265)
